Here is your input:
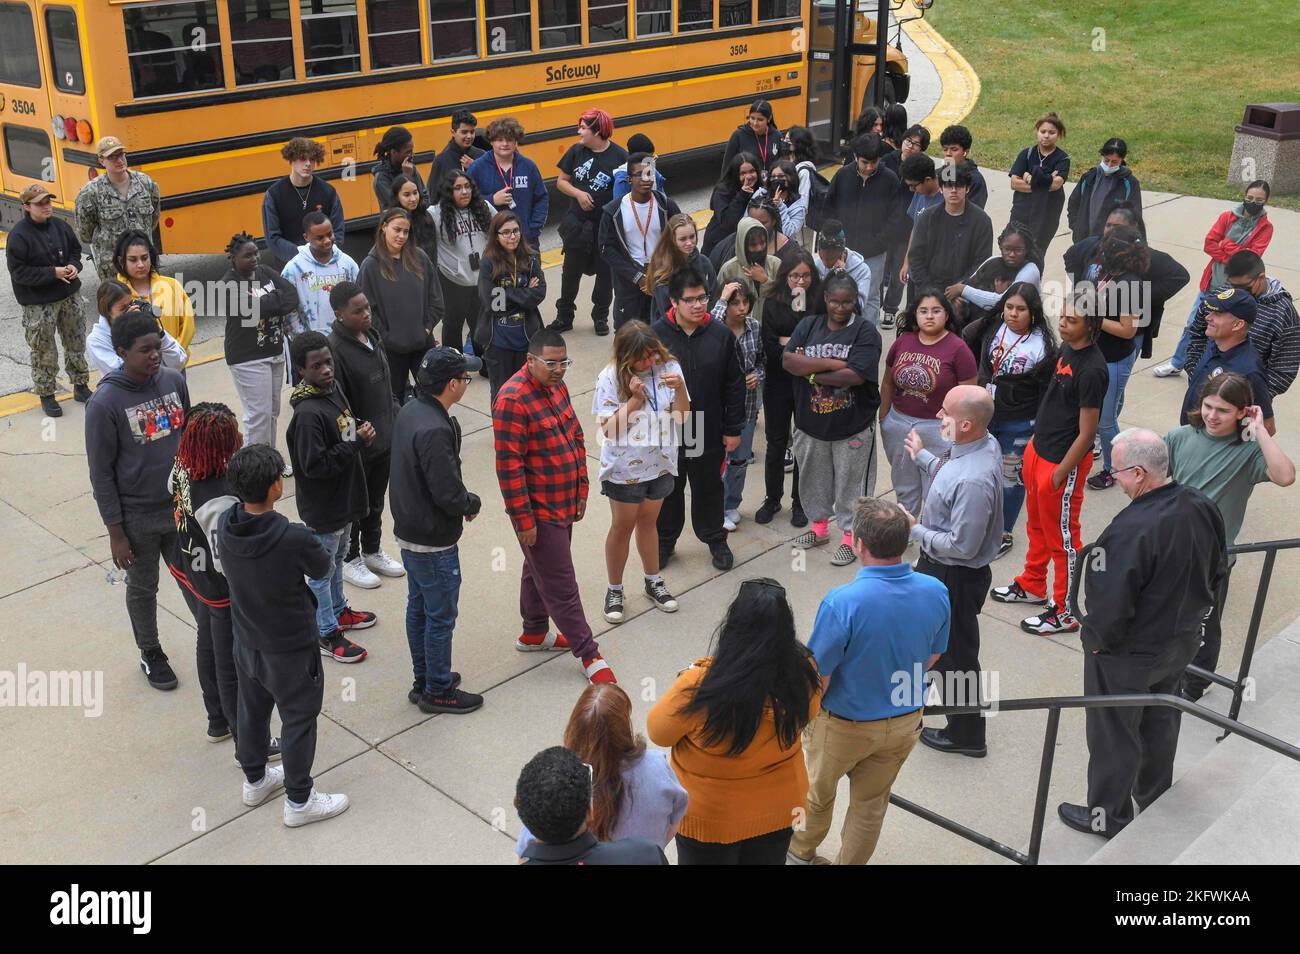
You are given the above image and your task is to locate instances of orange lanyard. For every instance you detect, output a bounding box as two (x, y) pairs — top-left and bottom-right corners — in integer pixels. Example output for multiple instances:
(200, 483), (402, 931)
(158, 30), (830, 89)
(494, 156), (512, 192)
(630, 195), (655, 248)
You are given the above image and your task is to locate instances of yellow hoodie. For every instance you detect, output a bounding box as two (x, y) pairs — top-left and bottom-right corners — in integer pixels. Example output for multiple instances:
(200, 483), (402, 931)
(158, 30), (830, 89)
(117, 271), (196, 356)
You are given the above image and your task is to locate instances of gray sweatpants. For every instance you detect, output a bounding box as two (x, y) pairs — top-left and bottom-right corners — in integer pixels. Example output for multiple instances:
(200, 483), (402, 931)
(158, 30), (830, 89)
(880, 408), (945, 516)
(792, 424), (878, 533)
(229, 355), (285, 450)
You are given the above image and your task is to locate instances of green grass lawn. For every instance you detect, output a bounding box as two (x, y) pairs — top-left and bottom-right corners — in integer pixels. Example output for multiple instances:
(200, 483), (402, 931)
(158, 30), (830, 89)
(928, 0), (1300, 209)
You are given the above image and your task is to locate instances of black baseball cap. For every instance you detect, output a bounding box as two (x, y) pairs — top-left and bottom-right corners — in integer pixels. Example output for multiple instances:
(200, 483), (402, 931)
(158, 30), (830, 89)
(416, 346), (482, 388)
(1205, 287), (1257, 324)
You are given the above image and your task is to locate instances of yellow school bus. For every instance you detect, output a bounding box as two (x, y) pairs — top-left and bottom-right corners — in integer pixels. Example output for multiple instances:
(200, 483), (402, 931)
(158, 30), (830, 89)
(0, 0), (916, 254)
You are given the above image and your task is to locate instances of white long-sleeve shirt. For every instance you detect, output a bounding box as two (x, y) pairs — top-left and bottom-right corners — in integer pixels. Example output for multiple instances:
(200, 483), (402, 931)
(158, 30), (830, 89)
(959, 259), (1042, 310)
(86, 315), (187, 375)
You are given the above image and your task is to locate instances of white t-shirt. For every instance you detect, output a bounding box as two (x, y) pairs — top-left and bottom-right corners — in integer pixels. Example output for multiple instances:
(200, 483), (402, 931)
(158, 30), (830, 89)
(592, 359), (688, 484)
(986, 324), (1048, 377)
(620, 194), (662, 267)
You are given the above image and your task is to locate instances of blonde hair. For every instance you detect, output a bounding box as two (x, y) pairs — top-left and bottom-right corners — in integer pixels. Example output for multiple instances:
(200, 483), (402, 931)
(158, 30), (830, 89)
(645, 213), (698, 292)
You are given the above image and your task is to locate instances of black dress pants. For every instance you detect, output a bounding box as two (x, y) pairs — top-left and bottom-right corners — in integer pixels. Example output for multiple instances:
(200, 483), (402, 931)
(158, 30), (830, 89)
(1183, 565), (1233, 698)
(916, 555), (992, 747)
(657, 448), (726, 550)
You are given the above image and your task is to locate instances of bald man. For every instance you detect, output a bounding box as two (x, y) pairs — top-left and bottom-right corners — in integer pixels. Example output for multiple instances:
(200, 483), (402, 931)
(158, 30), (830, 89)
(900, 385), (1004, 756)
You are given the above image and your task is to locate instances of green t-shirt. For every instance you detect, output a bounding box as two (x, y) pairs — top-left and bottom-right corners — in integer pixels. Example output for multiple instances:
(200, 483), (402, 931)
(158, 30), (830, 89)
(1165, 425), (1269, 553)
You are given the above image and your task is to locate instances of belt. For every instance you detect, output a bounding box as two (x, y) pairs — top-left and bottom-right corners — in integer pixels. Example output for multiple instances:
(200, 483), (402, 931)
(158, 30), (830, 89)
(826, 708), (920, 724)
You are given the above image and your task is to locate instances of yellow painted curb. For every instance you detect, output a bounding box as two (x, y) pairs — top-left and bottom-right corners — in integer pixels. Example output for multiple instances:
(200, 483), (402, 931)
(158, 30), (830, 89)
(902, 16), (981, 132)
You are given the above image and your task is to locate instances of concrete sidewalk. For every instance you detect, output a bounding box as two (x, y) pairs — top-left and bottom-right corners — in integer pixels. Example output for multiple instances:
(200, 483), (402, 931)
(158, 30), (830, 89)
(3, 170), (1299, 864)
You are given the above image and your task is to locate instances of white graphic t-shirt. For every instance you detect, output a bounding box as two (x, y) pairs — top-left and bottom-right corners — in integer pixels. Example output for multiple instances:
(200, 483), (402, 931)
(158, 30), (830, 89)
(592, 359), (688, 484)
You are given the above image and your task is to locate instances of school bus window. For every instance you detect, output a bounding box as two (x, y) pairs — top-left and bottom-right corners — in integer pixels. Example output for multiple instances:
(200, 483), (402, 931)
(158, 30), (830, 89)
(587, 0), (627, 43)
(367, 0), (422, 68)
(539, 0), (580, 49)
(4, 125), (53, 181)
(677, 0), (712, 33)
(757, 0), (798, 19)
(46, 8), (87, 94)
(429, 0), (477, 60)
(299, 0), (361, 77)
(228, 0), (295, 86)
(0, 3), (43, 88)
(124, 1), (225, 99)
(485, 0), (530, 56)
(634, 0), (669, 38)
(719, 0), (750, 26)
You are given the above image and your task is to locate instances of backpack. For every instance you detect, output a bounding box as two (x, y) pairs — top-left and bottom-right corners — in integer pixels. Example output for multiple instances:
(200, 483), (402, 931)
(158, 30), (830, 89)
(801, 161), (833, 232)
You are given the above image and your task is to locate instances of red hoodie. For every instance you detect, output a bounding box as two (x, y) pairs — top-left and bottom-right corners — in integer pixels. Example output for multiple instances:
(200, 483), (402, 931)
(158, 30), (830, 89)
(1200, 209), (1272, 292)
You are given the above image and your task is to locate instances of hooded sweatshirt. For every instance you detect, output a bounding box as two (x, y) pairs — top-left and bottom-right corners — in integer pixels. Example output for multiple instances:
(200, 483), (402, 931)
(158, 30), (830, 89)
(650, 306), (745, 452)
(428, 200), (495, 286)
(285, 381), (369, 533)
(358, 244), (444, 354)
(87, 316), (187, 375)
(166, 469), (237, 607)
(720, 123), (786, 175)
(716, 217), (781, 328)
(85, 368), (191, 526)
(907, 200), (995, 292)
(328, 319), (396, 458)
(217, 505), (332, 653)
(1067, 162), (1143, 243)
(219, 264), (299, 365)
(651, 249), (717, 324)
(281, 243), (360, 335)
(467, 149), (549, 241)
(825, 163), (908, 259)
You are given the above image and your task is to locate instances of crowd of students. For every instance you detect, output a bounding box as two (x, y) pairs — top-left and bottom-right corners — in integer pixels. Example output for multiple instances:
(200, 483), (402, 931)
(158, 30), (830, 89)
(7, 96), (1298, 856)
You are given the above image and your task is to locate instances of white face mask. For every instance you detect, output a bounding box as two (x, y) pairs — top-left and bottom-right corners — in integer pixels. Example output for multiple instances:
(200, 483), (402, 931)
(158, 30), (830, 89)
(1099, 161), (1121, 176)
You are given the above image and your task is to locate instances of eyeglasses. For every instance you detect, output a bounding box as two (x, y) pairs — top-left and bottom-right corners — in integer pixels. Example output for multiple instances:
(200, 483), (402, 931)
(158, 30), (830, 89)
(677, 294), (710, 306)
(498, 228), (521, 237)
(535, 357), (574, 371)
(903, 138), (923, 149)
(788, 272), (813, 285)
(453, 184), (473, 192)
(1110, 464), (1144, 478)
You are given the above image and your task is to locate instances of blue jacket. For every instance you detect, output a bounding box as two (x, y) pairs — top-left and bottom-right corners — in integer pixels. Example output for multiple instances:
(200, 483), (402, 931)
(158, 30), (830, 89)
(468, 151), (549, 241)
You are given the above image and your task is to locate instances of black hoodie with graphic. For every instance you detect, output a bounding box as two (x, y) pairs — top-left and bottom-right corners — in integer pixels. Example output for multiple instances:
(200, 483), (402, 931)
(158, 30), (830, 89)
(328, 319), (397, 459)
(217, 504), (331, 653)
(285, 381), (369, 533)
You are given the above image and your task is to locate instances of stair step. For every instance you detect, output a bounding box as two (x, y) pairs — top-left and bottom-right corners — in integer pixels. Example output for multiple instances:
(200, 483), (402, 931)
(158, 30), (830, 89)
(1174, 761), (1300, 864)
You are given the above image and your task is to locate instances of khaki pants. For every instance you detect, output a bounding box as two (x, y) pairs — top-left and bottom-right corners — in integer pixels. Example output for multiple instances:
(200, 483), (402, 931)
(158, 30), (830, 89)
(790, 708), (922, 864)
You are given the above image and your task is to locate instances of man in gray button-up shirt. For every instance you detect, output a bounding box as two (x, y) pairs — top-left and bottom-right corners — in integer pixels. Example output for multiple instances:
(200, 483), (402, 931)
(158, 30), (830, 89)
(899, 385), (1003, 756)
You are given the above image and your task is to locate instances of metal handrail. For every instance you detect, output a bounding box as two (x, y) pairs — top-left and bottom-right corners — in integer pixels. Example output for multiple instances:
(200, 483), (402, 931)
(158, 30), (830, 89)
(893, 693), (1300, 865)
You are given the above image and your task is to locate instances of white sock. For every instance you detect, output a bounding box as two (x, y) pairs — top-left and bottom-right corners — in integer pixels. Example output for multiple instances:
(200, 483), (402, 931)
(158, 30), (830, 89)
(645, 574), (663, 585)
(608, 583), (624, 592)
(287, 798), (307, 810)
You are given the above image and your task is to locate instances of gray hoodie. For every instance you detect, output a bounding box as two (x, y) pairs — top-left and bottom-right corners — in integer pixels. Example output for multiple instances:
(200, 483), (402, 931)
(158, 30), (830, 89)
(84, 367), (191, 525)
(358, 243), (444, 354)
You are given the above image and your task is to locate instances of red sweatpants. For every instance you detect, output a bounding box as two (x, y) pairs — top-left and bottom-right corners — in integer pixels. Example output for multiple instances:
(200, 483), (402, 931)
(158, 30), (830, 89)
(1015, 440), (1086, 609)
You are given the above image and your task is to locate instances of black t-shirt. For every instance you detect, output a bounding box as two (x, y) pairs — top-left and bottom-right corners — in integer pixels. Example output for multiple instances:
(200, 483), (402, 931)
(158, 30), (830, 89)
(1093, 274), (1147, 363)
(1032, 341), (1109, 464)
(558, 142), (629, 222)
(785, 314), (882, 441)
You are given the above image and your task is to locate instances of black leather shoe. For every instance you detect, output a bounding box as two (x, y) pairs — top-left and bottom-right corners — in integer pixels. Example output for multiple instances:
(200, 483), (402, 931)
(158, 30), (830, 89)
(755, 499), (781, 524)
(919, 727), (986, 758)
(593, 320), (610, 337)
(546, 318), (574, 333)
(709, 540), (734, 571)
(39, 394), (62, 417)
(1057, 802), (1116, 839)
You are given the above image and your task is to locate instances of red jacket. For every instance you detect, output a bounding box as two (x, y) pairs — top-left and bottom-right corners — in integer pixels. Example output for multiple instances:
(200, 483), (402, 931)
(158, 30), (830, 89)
(493, 365), (588, 532)
(1200, 210), (1272, 292)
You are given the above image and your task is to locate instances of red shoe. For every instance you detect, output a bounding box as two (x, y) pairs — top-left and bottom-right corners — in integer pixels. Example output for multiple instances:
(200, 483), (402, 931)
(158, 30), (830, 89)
(319, 630), (367, 663)
(515, 631), (571, 652)
(338, 607), (377, 631)
(583, 655), (616, 684)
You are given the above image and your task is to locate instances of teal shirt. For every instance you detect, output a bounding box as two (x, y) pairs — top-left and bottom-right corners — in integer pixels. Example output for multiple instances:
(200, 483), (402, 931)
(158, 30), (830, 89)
(1165, 425), (1268, 554)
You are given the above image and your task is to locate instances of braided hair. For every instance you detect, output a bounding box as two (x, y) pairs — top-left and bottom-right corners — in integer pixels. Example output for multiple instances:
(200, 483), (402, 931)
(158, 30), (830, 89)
(176, 402), (242, 481)
(225, 232), (257, 257)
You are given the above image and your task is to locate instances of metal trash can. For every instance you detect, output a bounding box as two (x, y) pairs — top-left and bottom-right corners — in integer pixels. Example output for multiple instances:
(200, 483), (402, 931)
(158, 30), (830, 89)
(1229, 103), (1300, 194)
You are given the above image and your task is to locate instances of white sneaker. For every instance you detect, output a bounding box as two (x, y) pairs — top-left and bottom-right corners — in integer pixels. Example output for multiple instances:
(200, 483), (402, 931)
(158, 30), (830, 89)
(723, 510), (739, 532)
(242, 765), (285, 807)
(343, 557), (381, 589)
(281, 463), (293, 478)
(284, 789), (351, 828)
(1151, 361), (1182, 378)
(363, 549), (406, 578)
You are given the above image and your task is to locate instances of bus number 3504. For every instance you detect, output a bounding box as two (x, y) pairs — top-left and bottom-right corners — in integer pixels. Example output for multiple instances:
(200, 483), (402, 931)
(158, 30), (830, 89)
(729, 44), (748, 56)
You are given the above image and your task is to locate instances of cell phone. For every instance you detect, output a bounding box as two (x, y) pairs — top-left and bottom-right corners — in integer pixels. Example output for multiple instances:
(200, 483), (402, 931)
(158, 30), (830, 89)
(468, 251), (480, 271)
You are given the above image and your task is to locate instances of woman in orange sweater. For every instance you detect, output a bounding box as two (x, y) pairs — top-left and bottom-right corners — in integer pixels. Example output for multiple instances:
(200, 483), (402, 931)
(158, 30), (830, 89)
(648, 578), (821, 864)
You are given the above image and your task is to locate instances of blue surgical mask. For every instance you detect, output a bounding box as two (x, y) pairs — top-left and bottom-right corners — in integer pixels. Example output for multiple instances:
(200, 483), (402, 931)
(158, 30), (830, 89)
(1099, 161), (1120, 175)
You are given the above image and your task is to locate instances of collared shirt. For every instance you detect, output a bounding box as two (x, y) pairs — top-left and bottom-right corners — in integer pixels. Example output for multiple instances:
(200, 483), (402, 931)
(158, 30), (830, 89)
(731, 316), (765, 423)
(910, 433), (1004, 568)
(808, 563), (950, 721)
(521, 830), (669, 865)
(493, 366), (589, 533)
(73, 170), (161, 269)
(1181, 338), (1273, 425)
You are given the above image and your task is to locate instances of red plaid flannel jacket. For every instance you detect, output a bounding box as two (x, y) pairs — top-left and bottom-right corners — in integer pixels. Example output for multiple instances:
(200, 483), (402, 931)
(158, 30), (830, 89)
(493, 365), (589, 532)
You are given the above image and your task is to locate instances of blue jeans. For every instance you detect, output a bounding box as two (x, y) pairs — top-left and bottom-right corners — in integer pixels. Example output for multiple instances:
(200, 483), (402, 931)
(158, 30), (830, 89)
(1170, 292), (1205, 370)
(309, 526), (350, 638)
(862, 252), (887, 327)
(723, 418), (757, 512)
(990, 417), (1035, 533)
(402, 547), (461, 694)
(1099, 338), (1142, 471)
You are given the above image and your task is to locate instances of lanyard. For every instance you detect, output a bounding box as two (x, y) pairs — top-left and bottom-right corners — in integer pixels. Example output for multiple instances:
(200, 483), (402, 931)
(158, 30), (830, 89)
(630, 195), (655, 249)
(755, 131), (770, 168)
(642, 366), (660, 413)
(494, 156), (513, 192)
(991, 326), (1029, 373)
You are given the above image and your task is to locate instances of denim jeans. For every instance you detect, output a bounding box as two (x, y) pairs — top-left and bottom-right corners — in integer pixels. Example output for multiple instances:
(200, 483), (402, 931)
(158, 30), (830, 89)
(862, 252), (887, 328)
(990, 417), (1036, 534)
(1170, 292), (1205, 370)
(402, 546), (461, 694)
(1098, 337), (1142, 471)
(309, 525), (350, 638)
(723, 418), (758, 513)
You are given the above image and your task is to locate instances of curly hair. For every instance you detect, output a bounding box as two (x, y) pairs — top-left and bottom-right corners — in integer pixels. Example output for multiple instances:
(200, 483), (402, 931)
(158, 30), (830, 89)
(176, 402), (242, 480)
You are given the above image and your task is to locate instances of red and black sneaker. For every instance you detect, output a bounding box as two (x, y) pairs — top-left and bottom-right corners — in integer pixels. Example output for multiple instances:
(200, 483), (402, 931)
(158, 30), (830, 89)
(337, 607), (377, 631)
(319, 630), (368, 663)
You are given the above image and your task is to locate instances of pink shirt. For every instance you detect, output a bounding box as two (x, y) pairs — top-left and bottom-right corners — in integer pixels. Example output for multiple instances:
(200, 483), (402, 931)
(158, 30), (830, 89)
(886, 331), (978, 419)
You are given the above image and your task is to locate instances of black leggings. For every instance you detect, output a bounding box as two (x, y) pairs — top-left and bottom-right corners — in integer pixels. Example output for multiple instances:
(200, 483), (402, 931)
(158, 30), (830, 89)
(438, 273), (480, 354)
(386, 348), (423, 403)
(675, 827), (793, 865)
(346, 451), (391, 562)
(762, 373), (801, 508)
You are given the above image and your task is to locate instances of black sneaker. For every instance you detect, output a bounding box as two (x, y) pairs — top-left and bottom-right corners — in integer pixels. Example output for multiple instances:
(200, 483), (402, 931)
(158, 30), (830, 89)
(644, 578), (679, 613)
(755, 499), (782, 524)
(407, 674), (461, 704)
(140, 648), (178, 690)
(547, 318), (574, 333)
(1087, 469), (1116, 490)
(418, 687), (484, 714)
(207, 720), (232, 743)
(593, 319), (610, 337)
(39, 394), (62, 418)
(880, 312), (896, 330)
(73, 383), (93, 403)
(658, 543), (675, 569)
(603, 587), (626, 623)
(994, 533), (1014, 560)
(783, 448), (795, 473)
(791, 503), (809, 528)
(709, 540), (734, 571)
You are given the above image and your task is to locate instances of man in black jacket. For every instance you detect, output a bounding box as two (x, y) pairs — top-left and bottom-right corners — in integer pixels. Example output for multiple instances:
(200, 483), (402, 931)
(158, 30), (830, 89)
(286, 331), (377, 664)
(600, 153), (681, 331)
(219, 443), (351, 828)
(651, 269), (746, 571)
(5, 184), (90, 416)
(1058, 428), (1226, 839)
(909, 161), (994, 304)
(328, 282), (404, 591)
(390, 346), (485, 715)
(430, 109), (484, 194)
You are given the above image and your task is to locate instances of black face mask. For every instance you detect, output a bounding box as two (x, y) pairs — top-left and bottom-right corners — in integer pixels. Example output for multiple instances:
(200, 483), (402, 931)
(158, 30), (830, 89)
(1243, 200), (1265, 217)
(745, 242), (767, 266)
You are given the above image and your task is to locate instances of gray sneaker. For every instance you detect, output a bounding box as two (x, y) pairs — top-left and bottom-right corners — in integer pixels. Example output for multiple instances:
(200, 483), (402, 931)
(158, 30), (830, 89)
(793, 530), (830, 549)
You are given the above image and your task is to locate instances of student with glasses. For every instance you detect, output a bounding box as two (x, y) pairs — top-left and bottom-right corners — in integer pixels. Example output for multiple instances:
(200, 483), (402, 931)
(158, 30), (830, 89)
(476, 211), (545, 403)
(429, 171), (495, 355)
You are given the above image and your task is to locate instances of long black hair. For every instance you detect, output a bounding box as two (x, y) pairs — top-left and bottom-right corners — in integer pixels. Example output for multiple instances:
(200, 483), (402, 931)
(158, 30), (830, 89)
(897, 287), (960, 335)
(993, 281), (1055, 344)
(716, 150), (761, 194)
(770, 248), (819, 308)
(436, 170), (493, 244)
(387, 173), (437, 253)
(967, 221), (1042, 290)
(679, 579), (820, 755)
(785, 125), (819, 165)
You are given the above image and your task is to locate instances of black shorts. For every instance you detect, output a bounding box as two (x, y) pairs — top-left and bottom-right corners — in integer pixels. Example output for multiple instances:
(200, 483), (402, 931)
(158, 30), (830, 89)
(601, 472), (675, 504)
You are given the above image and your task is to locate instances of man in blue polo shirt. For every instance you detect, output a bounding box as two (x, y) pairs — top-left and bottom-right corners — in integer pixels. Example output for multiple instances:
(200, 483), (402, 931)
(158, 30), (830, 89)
(1182, 288), (1275, 433)
(787, 497), (950, 865)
